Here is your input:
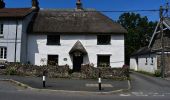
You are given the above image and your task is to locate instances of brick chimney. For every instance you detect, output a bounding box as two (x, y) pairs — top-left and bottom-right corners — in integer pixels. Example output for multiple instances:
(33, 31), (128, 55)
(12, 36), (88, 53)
(0, 0), (5, 9)
(32, 0), (39, 10)
(76, 0), (83, 11)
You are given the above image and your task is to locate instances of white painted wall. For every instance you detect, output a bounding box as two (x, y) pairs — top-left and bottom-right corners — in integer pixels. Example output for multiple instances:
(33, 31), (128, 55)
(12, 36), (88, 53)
(27, 34), (125, 68)
(0, 14), (34, 63)
(137, 54), (157, 73)
(130, 57), (138, 71)
(0, 20), (22, 62)
(20, 13), (34, 63)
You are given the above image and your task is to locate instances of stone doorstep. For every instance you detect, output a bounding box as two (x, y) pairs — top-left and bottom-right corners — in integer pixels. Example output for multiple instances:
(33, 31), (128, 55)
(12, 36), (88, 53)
(85, 84), (113, 87)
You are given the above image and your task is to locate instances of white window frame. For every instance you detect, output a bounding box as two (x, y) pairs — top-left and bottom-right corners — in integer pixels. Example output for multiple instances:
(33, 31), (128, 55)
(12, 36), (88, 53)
(0, 47), (7, 60)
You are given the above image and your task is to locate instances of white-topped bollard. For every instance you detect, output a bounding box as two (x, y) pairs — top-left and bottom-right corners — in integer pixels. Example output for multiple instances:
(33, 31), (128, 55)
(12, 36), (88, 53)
(43, 71), (46, 88)
(98, 72), (101, 90)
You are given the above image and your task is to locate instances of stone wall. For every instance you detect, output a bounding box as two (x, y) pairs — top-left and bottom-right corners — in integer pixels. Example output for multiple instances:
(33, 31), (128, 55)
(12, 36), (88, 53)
(0, 63), (70, 78)
(0, 63), (129, 80)
(81, 64), (129, 80)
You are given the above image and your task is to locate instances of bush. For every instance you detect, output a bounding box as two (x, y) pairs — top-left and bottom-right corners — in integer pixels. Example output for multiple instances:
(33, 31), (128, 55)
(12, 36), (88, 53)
(155, 70), (161, 77)
(5, 67), (17, 75)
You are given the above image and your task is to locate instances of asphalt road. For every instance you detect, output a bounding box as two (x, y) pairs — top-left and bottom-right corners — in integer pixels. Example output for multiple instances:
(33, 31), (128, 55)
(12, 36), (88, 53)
(0, 72), (170, 100)
(121, 72), (170, 96)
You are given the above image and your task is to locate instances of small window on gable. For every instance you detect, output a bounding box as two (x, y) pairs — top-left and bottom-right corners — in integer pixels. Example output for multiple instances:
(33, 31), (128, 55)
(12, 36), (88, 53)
(97, 35), (111, 45)
(48, 55), (58, 65)
(47, 35), (60, 45)
(151, 57), (154, 65)
(0, 23), (3, 35)
(97, 55), (110, 67)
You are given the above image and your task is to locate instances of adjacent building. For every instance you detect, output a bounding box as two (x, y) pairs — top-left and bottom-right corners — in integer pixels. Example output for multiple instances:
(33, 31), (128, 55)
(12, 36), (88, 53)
(130, 17), (170, 76)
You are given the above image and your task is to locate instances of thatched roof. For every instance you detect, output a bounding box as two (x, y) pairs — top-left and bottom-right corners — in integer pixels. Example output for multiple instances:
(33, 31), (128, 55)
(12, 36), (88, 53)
(28, 9), (127, 34)
(0, 8), (33, 19)
(69, 41), (87, 54)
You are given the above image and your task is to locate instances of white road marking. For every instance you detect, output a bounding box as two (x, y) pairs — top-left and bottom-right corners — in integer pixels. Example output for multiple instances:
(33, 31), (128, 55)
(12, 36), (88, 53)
(85, 84), (113, 87)
(120, 94), (131, 96)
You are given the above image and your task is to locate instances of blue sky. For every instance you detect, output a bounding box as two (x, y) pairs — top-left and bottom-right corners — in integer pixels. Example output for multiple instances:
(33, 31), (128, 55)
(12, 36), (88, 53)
(5, 0), (168, 21)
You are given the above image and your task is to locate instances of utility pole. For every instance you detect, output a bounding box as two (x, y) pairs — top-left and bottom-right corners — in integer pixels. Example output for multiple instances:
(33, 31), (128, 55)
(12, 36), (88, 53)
(160, 6), (165, 78)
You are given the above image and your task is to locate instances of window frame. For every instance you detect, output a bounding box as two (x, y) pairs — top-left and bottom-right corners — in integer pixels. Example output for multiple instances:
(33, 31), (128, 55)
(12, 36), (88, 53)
(47, 35), (60, 45)
(0, 47), (7, 60)
(97, 55), (111, 67)
(97, 35), (111, 45)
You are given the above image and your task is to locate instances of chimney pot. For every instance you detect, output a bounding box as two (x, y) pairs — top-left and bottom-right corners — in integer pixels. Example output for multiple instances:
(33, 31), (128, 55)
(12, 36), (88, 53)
(76, 0), (83, 11)
(32, 0), (39, 10)
(0, 0), (5, 9)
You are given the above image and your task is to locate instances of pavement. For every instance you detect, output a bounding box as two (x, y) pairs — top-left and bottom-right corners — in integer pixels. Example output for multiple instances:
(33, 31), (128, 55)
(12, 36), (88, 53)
(0, 75), (129, 93)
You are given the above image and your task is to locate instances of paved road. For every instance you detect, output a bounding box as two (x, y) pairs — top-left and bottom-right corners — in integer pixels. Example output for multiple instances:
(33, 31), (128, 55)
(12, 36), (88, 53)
(0, 89), (170, 100)
(0, 72), (170, 99)
(0, 75), (128, 92)
(120, 72), (170, 96)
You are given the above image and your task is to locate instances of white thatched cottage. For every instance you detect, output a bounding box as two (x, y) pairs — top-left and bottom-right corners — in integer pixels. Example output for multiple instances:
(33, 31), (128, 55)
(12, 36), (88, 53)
(0, 0), (127, 72)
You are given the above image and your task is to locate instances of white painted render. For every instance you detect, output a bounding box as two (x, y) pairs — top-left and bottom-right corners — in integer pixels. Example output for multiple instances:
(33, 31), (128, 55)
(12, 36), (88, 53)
(130, 58), (138, 71)
(27, 34), (125, 68)
(130, 54), (157, 73)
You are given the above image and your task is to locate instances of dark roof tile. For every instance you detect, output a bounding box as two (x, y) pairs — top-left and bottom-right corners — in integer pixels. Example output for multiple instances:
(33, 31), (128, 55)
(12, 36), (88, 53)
(0, 8), (34, 18)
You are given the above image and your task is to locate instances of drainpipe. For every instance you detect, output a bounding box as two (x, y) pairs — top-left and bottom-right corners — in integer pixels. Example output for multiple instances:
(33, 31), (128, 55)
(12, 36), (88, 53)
(14, 20), (18, 62)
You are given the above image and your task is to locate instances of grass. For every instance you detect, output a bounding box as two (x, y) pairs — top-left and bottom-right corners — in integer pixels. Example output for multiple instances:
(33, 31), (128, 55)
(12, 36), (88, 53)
(135, 70), (155, 77)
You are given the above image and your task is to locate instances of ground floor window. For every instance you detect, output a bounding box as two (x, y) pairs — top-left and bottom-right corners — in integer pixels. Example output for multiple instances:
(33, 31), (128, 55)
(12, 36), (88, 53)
(0, 47), (7, 60)
(97, 55), (110, 67)
(47, 55), (58, 65)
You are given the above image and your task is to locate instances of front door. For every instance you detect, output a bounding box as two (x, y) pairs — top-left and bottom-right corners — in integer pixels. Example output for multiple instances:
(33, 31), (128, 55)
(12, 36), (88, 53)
(73, 54), (83, 72)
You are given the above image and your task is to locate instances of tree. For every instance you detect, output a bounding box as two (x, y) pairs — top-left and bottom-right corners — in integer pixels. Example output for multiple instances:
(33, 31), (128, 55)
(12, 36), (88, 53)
(118, 13), (157, 65)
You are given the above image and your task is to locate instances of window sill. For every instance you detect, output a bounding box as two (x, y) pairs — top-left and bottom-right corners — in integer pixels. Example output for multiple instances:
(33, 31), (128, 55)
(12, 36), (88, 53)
(0, 59), (7, 63)
(0, 35), (4, 38)
(97, 44), (111, 45)
(46, 44), (61, 46)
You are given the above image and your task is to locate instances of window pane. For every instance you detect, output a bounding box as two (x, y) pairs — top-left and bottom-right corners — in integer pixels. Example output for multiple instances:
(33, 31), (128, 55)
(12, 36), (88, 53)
(97, 35), (111, 45)
(48, 55), (58, 65)
(0, 48), (3, 58)
(0, 24), (3, 34)
(97, 55), (110, 67)
(47, 35), (60, 45)
(4, 48), (7, 59)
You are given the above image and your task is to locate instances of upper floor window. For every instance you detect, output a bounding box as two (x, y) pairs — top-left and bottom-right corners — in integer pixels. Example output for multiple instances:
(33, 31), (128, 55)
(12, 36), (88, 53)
(0, 24), (3, 35)
(0, 47), (7, 60)
(97, 35), (111, 45)
(47, 35), (60, 45)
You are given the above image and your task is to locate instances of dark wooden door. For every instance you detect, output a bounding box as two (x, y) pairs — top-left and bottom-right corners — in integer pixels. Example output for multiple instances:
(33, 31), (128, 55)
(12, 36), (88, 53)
(73, 55), (83, 72)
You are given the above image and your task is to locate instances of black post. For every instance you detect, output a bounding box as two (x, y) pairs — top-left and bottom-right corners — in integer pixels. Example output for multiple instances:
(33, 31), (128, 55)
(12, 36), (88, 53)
(98, 71), (101, 90)
(43, 71), (46, 88)
(160, 6), (165, 78)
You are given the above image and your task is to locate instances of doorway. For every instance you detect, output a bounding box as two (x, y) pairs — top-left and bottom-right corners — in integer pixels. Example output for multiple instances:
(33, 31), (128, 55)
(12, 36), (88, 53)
(73, 54), (83, 72)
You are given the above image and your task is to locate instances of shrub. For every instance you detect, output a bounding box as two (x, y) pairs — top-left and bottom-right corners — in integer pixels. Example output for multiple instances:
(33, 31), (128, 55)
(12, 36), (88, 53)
(155, 70), (161, 77)
(5, 67), (17, 75)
